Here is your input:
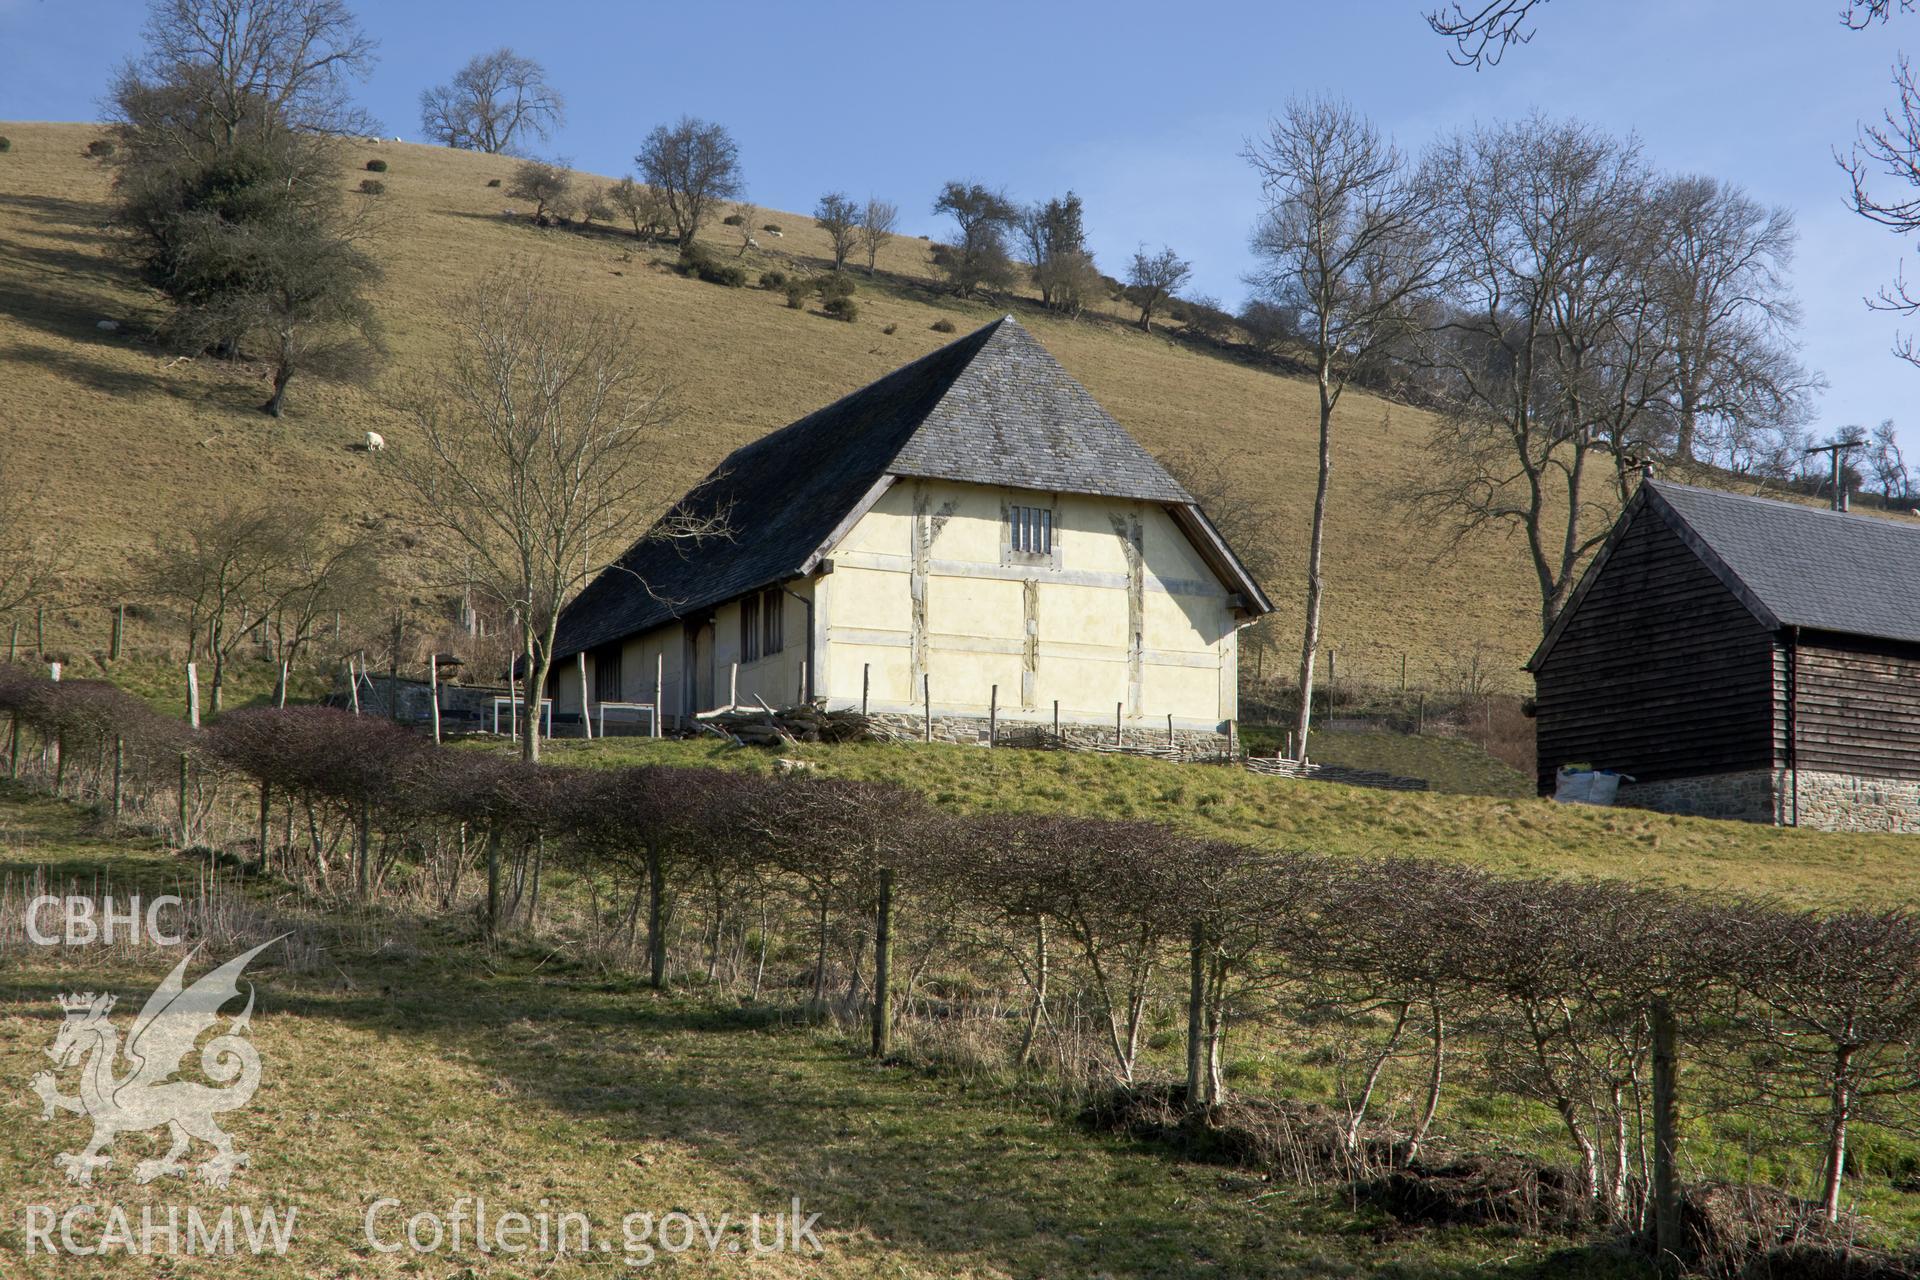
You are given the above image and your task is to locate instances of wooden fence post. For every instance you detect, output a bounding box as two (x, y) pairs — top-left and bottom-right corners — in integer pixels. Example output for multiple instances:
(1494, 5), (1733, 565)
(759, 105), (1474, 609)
(729, 661), (738, 711)
(871, 867), (894, 1058)
(429, 654), (442, 745)
(1651, 999), (1681, 1275)
(654, 654), (664, 738)
(186, 662), (200, 730)
(923, 674), (932, 743)
(110, 605), (124, 662)
(1115, 702), (1122, 746)
(989, 685), (997, 747)
(861, 663), (870, 716)
(1053, 699), (1059, 742)
(1168, 712), (1174, 747)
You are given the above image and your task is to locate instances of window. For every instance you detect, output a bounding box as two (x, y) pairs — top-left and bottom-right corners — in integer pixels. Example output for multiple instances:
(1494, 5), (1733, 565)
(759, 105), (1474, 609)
(1009, 505), (1053, 559)
(593, 645), (622, 702)
(761, 589), (785, 657)
(740, 595), (761, 663)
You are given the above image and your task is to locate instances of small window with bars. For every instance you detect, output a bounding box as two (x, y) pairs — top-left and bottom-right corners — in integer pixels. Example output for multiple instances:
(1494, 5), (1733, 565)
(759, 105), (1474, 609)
(740, 595), (761, 663)
(1009, 505), (1053, 560)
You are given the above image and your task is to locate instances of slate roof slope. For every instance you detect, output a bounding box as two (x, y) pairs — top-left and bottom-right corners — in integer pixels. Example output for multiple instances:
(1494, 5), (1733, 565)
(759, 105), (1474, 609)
(552, 317), (1250, 662)
(1647, 480), (1920, 644)
(1530, 479), (1920, 670)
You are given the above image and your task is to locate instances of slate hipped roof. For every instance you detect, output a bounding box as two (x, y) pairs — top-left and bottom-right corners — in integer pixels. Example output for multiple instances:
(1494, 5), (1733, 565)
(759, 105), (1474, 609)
(1529, 478), (1920, 670)
(552, 316), (1271, 662)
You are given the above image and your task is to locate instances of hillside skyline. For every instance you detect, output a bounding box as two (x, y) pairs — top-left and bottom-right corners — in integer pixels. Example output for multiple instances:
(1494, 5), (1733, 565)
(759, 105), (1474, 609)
(4, 0), (1920, 451)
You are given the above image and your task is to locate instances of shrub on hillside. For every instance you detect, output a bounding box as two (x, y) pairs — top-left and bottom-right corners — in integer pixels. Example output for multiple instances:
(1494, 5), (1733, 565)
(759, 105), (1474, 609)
(86, 139), (116, 158)
(486, 177), (501, 187)
(882, 323), (897, 335)
(365, 158), (388, 172)
(759, 269), (787, 290)
(931, 318), (957, 333)
(678, 243), (746, 287)
(823, 295), (859, 323)
(761, 222), (781, 233)
(722, 212), (745, 226)
(0, 137), (12, 153)
(358, 178), (386, 195)
(783, 279), (808, 309)
(816, 272), (855, 302)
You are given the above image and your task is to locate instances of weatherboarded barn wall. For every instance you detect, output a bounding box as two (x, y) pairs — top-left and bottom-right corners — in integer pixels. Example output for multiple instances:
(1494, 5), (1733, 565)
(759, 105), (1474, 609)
(1531, 505), (1774, 796)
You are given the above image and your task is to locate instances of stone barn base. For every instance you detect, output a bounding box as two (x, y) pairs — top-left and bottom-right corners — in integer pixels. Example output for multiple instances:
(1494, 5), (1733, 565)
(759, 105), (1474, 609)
(863, 711), (1230, 756)
(1615, 768), (1920, 832)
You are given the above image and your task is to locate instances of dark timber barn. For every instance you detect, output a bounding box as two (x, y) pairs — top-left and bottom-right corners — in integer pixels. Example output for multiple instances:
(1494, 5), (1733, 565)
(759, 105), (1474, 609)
(1527, 478), (1920, 831)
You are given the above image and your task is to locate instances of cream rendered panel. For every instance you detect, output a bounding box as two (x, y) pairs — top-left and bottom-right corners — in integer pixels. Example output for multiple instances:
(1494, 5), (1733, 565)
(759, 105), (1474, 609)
(824, 479), (1238, 727)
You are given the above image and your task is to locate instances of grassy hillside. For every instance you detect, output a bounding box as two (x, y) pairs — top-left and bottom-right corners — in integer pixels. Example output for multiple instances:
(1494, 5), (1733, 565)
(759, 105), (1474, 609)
(0, 121), (1544, 690)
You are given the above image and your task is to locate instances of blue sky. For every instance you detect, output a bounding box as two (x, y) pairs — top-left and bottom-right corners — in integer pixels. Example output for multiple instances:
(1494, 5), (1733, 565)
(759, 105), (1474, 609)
(2, 0), (1915, 445)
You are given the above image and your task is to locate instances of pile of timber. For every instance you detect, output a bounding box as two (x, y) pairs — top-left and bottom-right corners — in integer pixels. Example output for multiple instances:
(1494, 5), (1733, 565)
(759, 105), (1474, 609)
(1243, 756), (1431, 793)
(695, 700), (910, 746)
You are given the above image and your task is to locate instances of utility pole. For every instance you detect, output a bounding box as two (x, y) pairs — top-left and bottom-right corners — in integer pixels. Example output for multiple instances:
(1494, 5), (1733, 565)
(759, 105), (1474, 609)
(1804, 439), (1864, 512)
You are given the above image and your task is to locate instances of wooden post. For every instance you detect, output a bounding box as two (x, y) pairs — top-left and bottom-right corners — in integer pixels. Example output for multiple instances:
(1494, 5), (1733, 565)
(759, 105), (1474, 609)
(49, 661), (60, 682)
(861, 663), (870, 715)
(1399, 652), (1407, 694)
(799, 659), (808, 705)
(1417, 692), (1426, 735)
(429, 654), (442, 745)
(871, 866), (894, 1058)
(1168, 712), (1175, 747)
(110, 605), (124, 662)
(1327, 647), (1337, 717)
(1053, 699), (1059, 742)
(186, 662), (200, 729)
(578, 651), (592, 739)
(923, 674), (932, 743)
(654, 654), (664, 738)
(1116, 702), (1122, 746)
(347, 658), (360, 714)
(989, 684), (997, 747)
(1651, 999), (1681, 1275)
(729, 661), (738, 711)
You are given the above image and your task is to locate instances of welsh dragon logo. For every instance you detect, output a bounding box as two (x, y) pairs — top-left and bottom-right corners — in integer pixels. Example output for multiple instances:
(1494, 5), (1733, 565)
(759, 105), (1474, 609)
(29, 936), (284, 1188)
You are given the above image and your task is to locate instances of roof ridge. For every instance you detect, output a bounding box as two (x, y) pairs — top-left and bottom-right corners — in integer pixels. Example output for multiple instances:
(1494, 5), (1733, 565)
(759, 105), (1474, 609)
(1647, 478), (1920, 533)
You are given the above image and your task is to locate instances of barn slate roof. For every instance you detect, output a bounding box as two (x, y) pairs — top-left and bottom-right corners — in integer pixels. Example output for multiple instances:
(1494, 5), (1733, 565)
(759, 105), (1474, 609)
(1529, 478), (1920, 671)
(552, 316), (1267, 662)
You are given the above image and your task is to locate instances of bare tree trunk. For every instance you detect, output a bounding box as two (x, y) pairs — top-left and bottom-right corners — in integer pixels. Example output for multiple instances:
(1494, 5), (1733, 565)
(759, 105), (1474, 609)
(1407, 1003), (1445, 1165)
(485, 828), (502, 938)
(1651, 1000), (1681, 1272)
(1017, 918), (1049, 1069)
(257, 779), (271, 873)
(811, 896), (830, 1008)
(1822, 1046), (1856, 1223)
(1292, 373), (1334, 760)
(1346, 999), (1410, 1151)
(1186, 920), (1208, 1108)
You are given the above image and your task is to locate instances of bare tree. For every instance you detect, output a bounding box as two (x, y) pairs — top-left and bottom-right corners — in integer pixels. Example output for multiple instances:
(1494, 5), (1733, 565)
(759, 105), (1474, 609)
(1409, 115), (1656, 634)
(109, 0), (377, 151)
(859, 196), (898, 274)
(1245, 98), (1442, 758)
(930, 181), (1019, 298)
(253, 513), (379, 705)
(419, 48), (563, 155)
(136, 501), (288, 713)
(634, 116), (744, 248)
(1019, 192), (1101, 315)
(387, 265), (718, 762)
(729, 202), (759, 257)
(1125, 246), (1191, 333)
(814, 191), (860, 271)
(507, 157), (573, 225)
(609, 175), (669, 240)
(1871, 419), (1912, 506)
(1650, 176), (1812, 464)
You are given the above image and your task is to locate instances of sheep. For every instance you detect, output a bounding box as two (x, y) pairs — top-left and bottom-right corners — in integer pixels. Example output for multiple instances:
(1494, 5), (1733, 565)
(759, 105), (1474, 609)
(746, 237), (760, 249)
(364, 431), (386, 452)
